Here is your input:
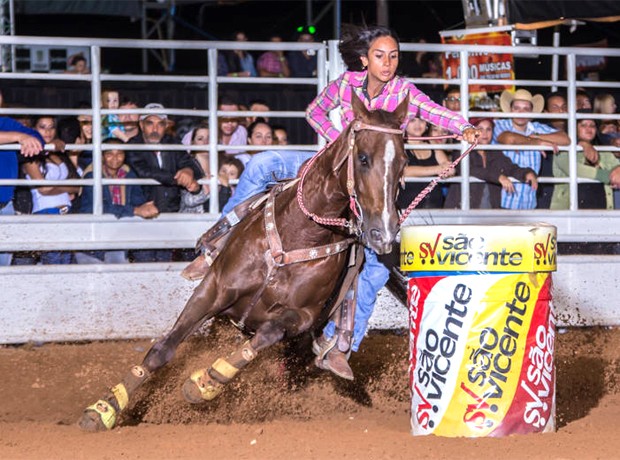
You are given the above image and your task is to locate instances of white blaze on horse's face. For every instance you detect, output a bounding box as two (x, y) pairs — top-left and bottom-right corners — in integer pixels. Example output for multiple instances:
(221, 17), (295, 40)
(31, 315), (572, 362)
(382, 139), (396, 244)
(358, 134), (402, 256)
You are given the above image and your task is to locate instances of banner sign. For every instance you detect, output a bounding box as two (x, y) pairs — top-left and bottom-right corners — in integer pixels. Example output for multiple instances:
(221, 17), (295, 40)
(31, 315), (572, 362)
(441, 31), (515, 96)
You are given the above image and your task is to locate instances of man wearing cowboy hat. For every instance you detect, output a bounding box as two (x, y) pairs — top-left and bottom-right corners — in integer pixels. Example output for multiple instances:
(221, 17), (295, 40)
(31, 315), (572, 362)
(494, 88), (570, 209)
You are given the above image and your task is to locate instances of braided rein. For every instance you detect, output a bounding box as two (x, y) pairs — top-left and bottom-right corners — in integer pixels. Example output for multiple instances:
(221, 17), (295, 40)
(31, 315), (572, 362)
(398, 134), (478, 224)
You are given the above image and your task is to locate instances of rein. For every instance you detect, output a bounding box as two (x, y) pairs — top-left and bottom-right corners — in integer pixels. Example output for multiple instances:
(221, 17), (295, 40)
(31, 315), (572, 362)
(296, 120), (404, 234)
(398, 134), (478, 224)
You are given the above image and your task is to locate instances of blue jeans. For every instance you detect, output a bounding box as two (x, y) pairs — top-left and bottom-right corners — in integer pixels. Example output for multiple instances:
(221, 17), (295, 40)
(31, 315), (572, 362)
(221, 150), (314, 215)
(323, 248), (389, 352)
(221, 150), (390, 352)
(0, 200), (15, 266)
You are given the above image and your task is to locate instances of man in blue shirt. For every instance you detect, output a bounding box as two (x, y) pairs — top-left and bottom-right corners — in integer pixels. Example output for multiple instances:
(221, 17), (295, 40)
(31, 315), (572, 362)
(0, 117), (45, 265)
(493, 89), (570, 209)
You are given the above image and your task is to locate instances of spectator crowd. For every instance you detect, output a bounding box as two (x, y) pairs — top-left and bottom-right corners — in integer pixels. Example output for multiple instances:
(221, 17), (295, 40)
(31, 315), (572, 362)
(1, 33), (619, 265)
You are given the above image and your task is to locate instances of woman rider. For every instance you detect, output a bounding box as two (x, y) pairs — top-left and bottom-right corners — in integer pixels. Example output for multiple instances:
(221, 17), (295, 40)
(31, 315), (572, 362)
(188, 24), (479, 380)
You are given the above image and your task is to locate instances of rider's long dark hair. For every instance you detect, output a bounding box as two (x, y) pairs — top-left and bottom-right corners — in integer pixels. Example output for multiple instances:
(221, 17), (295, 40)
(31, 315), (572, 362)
(338, 24), (400, 71)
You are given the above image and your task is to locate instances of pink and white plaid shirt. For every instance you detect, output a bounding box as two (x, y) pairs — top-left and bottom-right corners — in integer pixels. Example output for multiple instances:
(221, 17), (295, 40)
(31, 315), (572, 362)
(306, 70), (472, 142)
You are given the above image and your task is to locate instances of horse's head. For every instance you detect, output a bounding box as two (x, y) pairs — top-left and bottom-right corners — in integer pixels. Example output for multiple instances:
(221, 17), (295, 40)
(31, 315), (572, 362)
(346, 93), (408, 254)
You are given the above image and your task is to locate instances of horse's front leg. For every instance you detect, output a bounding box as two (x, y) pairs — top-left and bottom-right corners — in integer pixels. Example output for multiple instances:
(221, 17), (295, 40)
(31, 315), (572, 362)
(78, 275), (231, 432)
(182, 307), (315, 403)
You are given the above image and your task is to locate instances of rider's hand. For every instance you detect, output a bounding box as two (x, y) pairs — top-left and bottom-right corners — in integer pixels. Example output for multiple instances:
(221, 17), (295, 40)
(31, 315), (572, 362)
(461, 127), (480, 144)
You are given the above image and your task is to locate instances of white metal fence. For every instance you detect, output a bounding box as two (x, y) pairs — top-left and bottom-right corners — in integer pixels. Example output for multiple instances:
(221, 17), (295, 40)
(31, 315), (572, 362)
(0, 35), (618, 343)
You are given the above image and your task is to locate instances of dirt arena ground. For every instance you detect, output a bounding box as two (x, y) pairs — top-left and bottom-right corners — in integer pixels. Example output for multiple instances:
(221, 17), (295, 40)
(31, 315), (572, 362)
(2, 321), (620, 460)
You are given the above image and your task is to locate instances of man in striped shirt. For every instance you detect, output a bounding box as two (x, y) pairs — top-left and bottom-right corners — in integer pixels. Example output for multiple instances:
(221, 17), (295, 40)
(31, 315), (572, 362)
(494, 89), (570, 209)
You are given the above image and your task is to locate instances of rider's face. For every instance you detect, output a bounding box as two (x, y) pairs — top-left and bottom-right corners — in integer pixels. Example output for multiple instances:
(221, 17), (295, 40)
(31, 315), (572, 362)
(360, 36), (399, 85)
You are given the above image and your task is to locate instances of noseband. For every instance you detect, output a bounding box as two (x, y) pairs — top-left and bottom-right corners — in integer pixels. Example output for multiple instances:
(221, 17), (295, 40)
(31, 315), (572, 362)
(296, 119), (404, 235)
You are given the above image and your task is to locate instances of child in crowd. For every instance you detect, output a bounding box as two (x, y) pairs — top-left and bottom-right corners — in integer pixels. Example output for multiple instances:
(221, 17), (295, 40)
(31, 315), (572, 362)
(101, 91), (130, 142)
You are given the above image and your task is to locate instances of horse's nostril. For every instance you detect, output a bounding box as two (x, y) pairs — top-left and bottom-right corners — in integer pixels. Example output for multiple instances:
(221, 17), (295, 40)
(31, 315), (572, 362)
(369, 229), (383, 242)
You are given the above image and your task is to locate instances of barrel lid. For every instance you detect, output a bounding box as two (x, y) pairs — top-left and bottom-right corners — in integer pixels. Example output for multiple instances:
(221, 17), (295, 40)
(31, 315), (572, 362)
(400, 223), (557, 273)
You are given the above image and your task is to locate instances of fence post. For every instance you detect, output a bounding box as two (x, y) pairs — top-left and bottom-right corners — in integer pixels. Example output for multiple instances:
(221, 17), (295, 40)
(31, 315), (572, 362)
(566, 52), (578, 211)
(90, 45), (103, 216)
(459, 50), (471, 210)
(207, 47), (219, 214)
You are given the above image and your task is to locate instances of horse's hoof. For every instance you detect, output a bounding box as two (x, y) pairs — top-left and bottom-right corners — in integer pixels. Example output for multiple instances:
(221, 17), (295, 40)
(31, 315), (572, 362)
(78, 409), (111, 432)
(182, 370), (223, 404)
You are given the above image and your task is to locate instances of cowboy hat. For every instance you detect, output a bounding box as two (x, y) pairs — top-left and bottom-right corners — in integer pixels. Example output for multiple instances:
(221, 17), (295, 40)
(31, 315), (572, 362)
(140, 102), (168, 121)
(499, 89), (545, 114)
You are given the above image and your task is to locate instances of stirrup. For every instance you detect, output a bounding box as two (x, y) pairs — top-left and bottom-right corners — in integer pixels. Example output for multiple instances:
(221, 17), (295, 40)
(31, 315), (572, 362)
(312, 335), (354, 380)
(312, 334), (337, 360)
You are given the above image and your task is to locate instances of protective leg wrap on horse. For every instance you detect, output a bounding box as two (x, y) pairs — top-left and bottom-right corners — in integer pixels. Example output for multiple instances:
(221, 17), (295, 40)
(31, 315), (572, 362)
(313, 290), (356, 381)
(182, 340), (257, 403)
(79, 365), (151, 432)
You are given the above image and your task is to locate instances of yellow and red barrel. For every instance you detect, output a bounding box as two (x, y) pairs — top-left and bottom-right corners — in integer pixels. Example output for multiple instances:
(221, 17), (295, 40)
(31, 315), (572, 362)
(400, 224), (557, 437)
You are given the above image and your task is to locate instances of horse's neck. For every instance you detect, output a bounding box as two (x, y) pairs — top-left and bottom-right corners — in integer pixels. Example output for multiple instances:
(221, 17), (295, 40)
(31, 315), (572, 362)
(300, 135), (350, 219)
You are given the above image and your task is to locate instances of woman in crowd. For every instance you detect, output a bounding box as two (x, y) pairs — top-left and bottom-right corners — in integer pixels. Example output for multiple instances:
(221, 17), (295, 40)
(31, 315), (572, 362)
(444, 116), (538, 209)
(551, 110), (620, 209)
(235, 120), (274, 165)
(22, 116), (80, 264)
(68, 103), (94, 170)
(222, 31), (257, 78)
(180, 122), (240, 215)
(398, 117), (453, 209)
(593, 93), (617, 115)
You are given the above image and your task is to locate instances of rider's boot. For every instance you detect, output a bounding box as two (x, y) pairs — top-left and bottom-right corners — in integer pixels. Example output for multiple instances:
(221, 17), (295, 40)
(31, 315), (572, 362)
(181, 207), (245, 281)
(313, 290), (356, 380)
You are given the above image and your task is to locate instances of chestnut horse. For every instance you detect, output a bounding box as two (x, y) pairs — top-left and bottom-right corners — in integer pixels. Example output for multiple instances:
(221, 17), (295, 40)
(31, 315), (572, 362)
(79, 94), (408, 431)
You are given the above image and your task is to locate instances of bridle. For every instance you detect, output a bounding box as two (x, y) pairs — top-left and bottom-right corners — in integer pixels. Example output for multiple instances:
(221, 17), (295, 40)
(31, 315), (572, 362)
(296, 119), (404, 236)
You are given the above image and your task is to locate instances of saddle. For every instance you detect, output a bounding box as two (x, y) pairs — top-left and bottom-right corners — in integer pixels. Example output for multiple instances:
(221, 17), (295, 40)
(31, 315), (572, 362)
(181, 179), (299, 281)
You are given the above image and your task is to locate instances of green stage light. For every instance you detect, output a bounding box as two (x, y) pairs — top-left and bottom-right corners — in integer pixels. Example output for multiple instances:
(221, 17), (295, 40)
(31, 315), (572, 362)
(296, 25), (317, 35)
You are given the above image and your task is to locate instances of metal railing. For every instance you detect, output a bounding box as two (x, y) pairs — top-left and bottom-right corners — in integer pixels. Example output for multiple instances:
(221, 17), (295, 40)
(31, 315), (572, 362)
(0, 35), (619, 252)
(0, 35), (619, 343)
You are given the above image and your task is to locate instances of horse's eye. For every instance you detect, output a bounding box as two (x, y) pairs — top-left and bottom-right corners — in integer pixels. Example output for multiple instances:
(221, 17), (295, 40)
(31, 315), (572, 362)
(358, 153), (369, 167)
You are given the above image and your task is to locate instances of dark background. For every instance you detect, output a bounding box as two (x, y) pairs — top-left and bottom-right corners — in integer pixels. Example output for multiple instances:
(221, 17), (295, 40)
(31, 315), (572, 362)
(6, 1), (620, 144)
(12, 0), (620, 76)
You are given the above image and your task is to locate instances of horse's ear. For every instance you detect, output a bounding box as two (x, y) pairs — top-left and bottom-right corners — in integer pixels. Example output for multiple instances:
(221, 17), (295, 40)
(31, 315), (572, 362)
(393, 92), (410, 125)
(351, 90), (370, 121)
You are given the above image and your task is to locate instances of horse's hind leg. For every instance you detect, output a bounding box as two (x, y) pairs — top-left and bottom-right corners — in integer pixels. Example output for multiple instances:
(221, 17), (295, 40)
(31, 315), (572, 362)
(182, 308), (314, 404)
(79, 276), (229, 432)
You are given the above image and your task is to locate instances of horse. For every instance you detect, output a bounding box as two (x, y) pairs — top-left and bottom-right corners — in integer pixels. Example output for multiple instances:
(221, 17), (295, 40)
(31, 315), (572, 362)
(78, 93), (409, 432)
